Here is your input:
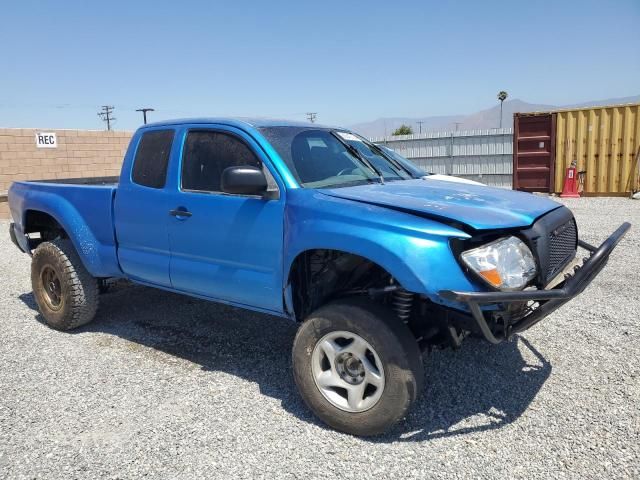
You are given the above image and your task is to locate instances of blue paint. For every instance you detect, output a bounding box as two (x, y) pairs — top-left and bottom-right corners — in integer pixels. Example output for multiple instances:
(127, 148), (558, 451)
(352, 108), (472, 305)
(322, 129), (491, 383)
(8, 181), (121, 277)
(164, 124), (286, 312)
(8, 118), (562, 318)
(283, 188), (476, 303)
(114, 126), (176, 287)
(321, 179), (562, 230)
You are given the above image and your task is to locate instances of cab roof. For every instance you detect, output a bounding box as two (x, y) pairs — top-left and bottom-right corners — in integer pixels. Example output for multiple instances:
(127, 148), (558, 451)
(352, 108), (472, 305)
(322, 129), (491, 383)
(142, 117), (336, 130)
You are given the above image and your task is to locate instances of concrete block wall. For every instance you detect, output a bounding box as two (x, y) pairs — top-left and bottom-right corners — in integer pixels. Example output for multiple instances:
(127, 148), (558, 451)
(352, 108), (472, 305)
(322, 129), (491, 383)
(0, 128), (133, 219)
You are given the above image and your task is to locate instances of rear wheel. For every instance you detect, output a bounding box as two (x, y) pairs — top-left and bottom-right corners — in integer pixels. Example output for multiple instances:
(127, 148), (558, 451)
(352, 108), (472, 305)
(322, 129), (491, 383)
(292, 298), (424, 436)
(31, 239), (99, 330)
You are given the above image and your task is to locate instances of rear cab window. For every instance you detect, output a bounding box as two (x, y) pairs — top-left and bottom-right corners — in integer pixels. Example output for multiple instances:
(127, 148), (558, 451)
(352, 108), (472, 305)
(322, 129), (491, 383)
(132, 130), (175, 188)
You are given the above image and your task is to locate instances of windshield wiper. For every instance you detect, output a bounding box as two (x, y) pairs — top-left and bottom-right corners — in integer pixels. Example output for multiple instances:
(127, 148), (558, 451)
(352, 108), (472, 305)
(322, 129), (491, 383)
(330, 131), (385, 184)
(365, 141), (413, 179)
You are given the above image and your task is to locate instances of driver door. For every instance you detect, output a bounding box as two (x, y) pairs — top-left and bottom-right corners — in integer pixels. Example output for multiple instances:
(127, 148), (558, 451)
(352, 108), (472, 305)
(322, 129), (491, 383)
(166, 126), (285, 313)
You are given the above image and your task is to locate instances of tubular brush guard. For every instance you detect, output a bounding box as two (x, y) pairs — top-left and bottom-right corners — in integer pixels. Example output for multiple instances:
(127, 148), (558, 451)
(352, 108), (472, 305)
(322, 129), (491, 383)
(439, 222), (631, 344)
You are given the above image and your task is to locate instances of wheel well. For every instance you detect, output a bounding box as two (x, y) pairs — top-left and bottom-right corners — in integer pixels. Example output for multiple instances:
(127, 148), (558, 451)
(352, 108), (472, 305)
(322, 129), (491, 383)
(287, 249), (469, 351)
(24, 210), (68, 247)
(287, 249), (394, 321)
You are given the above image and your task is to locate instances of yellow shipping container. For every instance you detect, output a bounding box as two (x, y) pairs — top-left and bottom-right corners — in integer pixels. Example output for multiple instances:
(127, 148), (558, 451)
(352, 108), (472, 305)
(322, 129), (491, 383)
(554, 103), (640, 195)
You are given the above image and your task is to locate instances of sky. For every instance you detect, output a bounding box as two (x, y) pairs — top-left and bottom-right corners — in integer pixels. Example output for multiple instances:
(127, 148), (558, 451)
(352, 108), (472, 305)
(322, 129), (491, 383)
(1, 0), (639, 130)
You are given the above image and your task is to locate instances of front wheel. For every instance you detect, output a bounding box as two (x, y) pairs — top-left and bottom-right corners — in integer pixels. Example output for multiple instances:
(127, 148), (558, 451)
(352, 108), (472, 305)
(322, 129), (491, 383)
(292, 299), (424, 436)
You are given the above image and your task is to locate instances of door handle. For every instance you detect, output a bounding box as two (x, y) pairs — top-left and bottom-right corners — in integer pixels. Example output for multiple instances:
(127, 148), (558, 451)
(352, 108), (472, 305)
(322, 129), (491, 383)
(169, 208), (192, 218)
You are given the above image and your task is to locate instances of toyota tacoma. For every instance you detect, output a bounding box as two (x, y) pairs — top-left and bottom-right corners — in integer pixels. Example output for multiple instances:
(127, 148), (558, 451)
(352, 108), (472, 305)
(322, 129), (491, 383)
(8, 119), (630, 436)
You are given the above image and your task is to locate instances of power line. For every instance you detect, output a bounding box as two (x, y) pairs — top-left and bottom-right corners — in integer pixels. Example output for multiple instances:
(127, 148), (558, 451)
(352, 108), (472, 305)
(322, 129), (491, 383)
(306, 112), (317, 123)
(97, 105), (116, 130)
(136, 107), (155, 124)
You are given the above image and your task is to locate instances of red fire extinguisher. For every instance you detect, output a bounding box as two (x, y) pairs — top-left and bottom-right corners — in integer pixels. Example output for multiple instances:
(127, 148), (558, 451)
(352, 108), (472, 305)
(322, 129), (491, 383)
(561, 159), (580, 198)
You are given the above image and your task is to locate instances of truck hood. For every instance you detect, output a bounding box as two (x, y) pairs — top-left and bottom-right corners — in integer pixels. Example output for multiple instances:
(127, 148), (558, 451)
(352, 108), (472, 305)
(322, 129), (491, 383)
(320, 179), (561, 230)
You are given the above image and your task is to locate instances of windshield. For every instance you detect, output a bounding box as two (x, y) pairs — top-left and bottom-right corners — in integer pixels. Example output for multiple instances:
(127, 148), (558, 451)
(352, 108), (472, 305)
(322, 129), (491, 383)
(378, 145), (428, 177)
(259, 127), (414, 188)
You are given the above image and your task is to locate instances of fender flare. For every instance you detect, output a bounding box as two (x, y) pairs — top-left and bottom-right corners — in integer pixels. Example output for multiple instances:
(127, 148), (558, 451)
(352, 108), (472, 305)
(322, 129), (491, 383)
(19, 190), (121, 277)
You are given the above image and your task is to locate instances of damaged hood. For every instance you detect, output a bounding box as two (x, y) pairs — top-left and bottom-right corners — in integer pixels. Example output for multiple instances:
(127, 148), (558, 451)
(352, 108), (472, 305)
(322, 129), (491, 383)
(319, 179), (561, 230)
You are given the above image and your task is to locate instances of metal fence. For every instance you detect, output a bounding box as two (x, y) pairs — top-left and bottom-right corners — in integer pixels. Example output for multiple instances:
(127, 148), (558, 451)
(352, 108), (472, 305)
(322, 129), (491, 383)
(372, 128), (514, 188)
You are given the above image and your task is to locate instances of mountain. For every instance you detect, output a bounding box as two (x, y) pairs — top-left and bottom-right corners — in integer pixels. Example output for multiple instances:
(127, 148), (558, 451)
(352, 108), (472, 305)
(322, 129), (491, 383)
(564, 95), (640, 109)
(350, 95), (640, 138)
(348, 115), (465, 139)
(453, 99), (555, 131)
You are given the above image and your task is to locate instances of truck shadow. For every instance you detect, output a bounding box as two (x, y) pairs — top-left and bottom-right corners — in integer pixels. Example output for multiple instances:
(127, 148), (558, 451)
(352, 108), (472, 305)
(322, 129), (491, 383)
(19, 283), (551, 443)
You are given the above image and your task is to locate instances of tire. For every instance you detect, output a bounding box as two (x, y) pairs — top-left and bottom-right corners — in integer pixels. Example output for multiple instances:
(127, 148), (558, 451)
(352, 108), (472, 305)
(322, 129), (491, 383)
(292, 298), (424, 436)
(31, 239), (99, 331)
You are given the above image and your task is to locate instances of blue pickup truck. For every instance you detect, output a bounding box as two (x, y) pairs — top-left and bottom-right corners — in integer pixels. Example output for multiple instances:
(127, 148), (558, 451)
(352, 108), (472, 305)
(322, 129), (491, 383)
(8, 118), (630, 436)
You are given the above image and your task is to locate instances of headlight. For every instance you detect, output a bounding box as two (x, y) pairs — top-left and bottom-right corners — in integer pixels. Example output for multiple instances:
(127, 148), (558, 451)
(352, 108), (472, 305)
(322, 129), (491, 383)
(460, 236), (537, 290)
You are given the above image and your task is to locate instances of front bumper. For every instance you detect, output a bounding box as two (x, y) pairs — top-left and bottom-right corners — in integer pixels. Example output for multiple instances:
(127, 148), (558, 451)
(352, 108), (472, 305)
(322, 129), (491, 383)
(439, 222), (631, 344)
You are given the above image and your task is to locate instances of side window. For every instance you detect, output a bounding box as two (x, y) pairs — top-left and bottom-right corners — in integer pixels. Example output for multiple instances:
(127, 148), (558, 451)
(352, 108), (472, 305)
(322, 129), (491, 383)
(181, 131), (261, 193)
(132, 130), (174, 188)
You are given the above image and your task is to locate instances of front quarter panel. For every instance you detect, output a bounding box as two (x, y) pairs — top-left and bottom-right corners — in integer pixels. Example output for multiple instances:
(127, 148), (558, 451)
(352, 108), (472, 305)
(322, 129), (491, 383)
(284, 189), (480, 303)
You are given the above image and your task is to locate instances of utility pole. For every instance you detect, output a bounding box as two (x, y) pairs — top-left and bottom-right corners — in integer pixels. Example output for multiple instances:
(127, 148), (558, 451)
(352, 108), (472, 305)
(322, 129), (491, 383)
(97, 105), (116, 131)
(306, 112), (317, 123)
(416, 121), (424, 134)
(136, 107), (155, 124)
(454, 122), (462, 131)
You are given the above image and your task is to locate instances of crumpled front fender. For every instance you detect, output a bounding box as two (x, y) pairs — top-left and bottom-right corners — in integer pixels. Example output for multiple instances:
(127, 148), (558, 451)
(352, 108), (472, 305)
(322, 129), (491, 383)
(284, 190), (482, 304)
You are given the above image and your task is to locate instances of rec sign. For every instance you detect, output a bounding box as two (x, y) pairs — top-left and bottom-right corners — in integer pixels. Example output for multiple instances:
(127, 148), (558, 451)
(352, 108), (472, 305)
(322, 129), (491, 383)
(35, 132), (57, 148)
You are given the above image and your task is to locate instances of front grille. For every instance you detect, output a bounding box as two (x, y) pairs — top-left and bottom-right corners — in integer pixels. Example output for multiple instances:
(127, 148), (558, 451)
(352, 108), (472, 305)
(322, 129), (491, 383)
(521, 206), (578, 286)
(547, 219), (577, 278)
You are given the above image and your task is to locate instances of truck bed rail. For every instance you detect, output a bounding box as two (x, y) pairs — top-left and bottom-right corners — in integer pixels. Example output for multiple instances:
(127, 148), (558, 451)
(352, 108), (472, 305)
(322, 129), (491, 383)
(25, 176), (119, 186)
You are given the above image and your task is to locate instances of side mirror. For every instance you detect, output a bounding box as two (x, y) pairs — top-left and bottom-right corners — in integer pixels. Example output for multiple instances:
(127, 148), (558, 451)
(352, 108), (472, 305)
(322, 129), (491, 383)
(221, 165), (268, 196)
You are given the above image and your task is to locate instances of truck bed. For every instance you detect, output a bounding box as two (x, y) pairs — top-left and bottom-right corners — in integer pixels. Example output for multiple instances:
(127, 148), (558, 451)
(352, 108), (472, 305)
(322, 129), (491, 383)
(8, 178), (122, 277)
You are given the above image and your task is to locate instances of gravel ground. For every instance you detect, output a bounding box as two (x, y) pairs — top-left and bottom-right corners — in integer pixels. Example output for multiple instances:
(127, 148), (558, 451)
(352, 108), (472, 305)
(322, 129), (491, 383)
(0, 197), (639, 479)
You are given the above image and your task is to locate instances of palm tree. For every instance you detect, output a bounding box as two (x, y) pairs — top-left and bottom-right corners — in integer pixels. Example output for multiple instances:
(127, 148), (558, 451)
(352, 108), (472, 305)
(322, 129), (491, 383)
(497, 91), (508, 128)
